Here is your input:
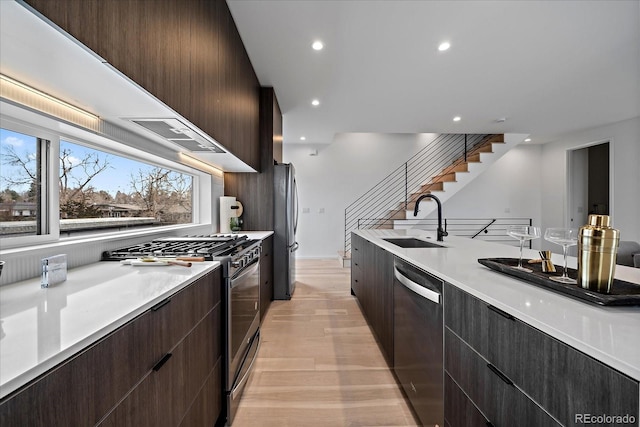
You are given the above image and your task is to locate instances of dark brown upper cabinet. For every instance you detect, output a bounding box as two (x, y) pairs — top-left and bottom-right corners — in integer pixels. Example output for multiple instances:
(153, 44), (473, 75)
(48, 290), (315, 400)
(25, 0), (260, 171)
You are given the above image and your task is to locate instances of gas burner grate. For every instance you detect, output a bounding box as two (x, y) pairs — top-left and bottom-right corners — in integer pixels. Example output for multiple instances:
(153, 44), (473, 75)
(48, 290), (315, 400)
(101, 234), (252, 261)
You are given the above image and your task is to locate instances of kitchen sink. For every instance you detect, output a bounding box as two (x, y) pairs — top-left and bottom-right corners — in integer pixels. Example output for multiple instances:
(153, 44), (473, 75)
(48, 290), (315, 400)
(382, 238), (445, 248)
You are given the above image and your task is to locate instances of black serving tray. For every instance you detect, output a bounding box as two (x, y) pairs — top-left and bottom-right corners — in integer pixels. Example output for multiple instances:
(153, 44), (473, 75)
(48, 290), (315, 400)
(478, 258), (640, 307)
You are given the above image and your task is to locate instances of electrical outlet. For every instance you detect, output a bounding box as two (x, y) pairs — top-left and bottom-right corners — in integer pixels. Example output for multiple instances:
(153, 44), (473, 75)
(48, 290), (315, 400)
(318, 208), (325, 214)
(302, 208), (310, 214)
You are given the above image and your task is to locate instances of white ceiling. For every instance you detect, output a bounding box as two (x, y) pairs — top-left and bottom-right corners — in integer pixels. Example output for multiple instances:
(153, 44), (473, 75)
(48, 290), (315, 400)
(227, 0), (640, 145)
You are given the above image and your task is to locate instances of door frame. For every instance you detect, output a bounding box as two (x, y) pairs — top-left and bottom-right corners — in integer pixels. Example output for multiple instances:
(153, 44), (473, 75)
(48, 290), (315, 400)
(565, 138), (614, 229)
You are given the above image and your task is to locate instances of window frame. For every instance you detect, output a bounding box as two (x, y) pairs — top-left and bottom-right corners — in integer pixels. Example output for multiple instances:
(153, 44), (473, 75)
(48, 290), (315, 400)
(0, 118), (59, 247)
(0, 116), (206, 250)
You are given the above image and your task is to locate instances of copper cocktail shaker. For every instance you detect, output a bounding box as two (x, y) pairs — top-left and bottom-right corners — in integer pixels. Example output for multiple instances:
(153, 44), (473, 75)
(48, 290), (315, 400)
(577, 215), (620, 293)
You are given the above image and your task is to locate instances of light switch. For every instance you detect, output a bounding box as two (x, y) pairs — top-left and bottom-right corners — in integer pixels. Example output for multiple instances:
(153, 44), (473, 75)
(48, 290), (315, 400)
(302, 208), (310, 214)
(318, 208), (325, 214)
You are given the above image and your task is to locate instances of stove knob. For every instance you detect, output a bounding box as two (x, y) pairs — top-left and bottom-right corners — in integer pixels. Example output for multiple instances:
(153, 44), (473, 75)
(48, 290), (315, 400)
(231, 261), (241, 268)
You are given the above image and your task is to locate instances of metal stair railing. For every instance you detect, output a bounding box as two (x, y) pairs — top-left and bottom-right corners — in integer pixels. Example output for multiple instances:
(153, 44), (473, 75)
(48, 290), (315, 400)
(344, 134), (499, 255)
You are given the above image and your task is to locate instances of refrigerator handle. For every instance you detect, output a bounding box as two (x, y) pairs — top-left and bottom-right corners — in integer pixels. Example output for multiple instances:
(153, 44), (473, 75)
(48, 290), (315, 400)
(291, 242), (299, 252)
(293, 176), (299, 234)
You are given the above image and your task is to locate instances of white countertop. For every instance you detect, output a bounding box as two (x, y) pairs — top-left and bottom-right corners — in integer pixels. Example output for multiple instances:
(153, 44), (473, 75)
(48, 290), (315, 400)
(240, 231), (273, 240)
(0, 260), (221, 399)
(355, 229), (640, 381)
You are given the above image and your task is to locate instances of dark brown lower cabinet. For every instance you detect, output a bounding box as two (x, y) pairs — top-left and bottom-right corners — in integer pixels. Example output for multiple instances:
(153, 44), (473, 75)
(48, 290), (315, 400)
(260, 235), (273, 321)
(445, 329), (560, 427)
(0, 268), (223, 427)
(349, 233), (394, 365)
(444, 374), (488, 427)
(179, 359), (222, 427)
(444, 283), (640, 427)
(98, 373), (158, 427)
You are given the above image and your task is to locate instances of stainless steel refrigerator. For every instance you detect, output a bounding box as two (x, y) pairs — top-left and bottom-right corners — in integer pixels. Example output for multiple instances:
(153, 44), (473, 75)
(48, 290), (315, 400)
(273, 163), (298, 300)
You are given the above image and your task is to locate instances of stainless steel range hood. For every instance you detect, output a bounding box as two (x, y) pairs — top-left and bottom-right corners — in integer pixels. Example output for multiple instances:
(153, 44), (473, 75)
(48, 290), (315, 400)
(129, 118), (225, 153)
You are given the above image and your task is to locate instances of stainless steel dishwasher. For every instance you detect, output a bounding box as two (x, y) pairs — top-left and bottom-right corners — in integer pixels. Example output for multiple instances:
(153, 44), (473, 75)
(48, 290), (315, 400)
(393, 257), (444, 427)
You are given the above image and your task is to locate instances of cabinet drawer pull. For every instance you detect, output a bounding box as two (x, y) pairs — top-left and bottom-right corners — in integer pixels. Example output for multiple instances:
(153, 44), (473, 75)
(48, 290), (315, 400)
(153, 353), (172, 371)
(487, 363), (514, 386)
(151, 298), (171, 311)
(488, 304), (514, 321)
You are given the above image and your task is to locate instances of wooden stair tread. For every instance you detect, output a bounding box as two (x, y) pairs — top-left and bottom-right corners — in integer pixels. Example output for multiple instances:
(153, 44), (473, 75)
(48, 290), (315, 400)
(430, 171), (457, 183)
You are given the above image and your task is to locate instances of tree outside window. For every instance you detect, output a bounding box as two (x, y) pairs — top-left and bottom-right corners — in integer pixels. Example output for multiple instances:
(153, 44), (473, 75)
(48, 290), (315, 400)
(1, 128), (193, 237)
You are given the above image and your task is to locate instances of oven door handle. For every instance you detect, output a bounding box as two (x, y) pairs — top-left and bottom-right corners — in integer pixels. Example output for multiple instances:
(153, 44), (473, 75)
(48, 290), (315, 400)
(230, 260), (260, 288)
(231, 334), (261, 400)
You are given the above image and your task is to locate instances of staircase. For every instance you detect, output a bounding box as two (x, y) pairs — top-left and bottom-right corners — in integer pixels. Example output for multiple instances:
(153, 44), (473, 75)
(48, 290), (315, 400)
(341, 133), (527, 265)
(393, 134), (505, 221)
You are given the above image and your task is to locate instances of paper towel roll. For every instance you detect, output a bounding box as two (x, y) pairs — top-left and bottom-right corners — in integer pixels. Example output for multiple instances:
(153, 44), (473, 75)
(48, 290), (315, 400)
(219, 196), (236, 233)
(234, 200), (243, 217)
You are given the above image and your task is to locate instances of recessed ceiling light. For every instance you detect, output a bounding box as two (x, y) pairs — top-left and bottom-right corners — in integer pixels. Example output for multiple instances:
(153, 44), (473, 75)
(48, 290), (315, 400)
(300, 136), (306, 141)
(312, 41), (324, 51)
(438, 42), (451, 51)
(311, 99), (320, 106)
(524, 138), (532, 142)
(453, 116), (461, 122)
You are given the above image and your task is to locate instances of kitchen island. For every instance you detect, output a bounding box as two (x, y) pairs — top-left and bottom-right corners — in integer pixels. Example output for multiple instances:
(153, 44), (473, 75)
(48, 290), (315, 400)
(353, 229), (640, 426)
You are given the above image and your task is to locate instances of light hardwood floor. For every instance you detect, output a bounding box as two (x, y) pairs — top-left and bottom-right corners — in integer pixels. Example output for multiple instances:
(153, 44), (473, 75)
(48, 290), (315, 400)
(232, 259), (419, 426)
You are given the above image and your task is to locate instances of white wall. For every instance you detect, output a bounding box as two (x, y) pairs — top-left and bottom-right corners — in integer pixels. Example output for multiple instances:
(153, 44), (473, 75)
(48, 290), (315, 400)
(424, 144), (543, 250)
(427, 144), (542, 220)
(284, 133), (437, 258)
(284, 118), (639, 258)
(285, 134), (542, 257)
(540, 116), (640, 245)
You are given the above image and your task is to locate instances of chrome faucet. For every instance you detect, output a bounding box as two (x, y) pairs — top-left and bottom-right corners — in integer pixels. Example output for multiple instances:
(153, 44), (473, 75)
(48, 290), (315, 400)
(413, 194), (448, 241)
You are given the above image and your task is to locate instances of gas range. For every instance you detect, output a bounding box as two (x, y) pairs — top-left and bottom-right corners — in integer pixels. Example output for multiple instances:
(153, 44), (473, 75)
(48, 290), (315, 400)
(101, 234), (260, 262)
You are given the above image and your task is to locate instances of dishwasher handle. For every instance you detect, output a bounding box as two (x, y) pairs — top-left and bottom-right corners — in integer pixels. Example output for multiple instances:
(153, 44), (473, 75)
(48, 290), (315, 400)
(394, 267), (441, 304)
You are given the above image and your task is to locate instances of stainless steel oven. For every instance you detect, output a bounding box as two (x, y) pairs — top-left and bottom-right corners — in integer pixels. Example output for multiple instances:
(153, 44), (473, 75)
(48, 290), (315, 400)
(224, 241), (261, 425)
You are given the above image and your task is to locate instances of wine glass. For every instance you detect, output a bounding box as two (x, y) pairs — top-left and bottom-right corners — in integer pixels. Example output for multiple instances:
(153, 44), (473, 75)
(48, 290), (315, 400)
(506, 225), (541, 272)
(544, 228), (579, 284)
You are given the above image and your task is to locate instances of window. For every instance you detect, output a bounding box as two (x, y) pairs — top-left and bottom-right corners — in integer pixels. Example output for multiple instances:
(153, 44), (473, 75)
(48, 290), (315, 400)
(0, 128), (48, 237)
(1, 122), (196, 242)
(58, 140), (193, 235)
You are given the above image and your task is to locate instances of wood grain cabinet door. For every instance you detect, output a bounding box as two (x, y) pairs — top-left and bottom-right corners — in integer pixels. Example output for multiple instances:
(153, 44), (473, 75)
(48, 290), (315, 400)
(444, 283), (640, 427)
(0, 309), (161, 426)
(486, 307), (640, 427)
(444, 373), (488, 427)
(154, 307), (219, 427)
(445, 328), (561, 427)
(260, 235), (274, 321)
(155, 271), (219, 354)
(350, 234), (364, 298)
(373, 244), (394, 364)
(349, 235), (394, 365)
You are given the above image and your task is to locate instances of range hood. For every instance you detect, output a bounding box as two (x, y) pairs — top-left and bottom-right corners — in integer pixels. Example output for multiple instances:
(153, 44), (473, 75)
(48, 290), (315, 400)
(129, 118), (225, 153)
